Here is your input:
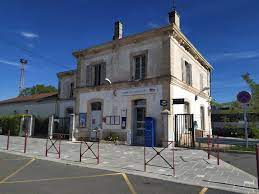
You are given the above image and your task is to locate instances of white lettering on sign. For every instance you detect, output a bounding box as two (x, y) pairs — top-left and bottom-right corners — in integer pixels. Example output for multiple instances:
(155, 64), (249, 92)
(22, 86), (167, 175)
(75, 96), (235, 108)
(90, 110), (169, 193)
(119, 86), (157, 96)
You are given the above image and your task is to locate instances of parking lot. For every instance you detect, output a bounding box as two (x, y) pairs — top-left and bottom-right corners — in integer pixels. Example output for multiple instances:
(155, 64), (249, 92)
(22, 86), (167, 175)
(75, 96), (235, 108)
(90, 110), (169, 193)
(0, 152), (239, 194)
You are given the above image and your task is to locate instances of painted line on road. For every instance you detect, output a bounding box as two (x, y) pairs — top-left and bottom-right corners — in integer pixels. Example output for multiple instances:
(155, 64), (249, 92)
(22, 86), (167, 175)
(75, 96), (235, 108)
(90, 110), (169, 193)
(199, 187), (208, 194)
(121, 173), (137, 194)
(0, 172), (122, 184)
(0, 157), (35, 183)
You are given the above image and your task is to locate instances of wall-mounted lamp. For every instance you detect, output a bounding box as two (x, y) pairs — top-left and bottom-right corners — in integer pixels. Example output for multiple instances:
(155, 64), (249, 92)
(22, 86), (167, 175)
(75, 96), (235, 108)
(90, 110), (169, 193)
(195, 87), (210, 101)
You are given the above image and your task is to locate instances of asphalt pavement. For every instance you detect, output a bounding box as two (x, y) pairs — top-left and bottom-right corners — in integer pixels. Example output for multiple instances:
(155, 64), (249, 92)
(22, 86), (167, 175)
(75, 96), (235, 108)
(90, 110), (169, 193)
(0, 151), (237, 194)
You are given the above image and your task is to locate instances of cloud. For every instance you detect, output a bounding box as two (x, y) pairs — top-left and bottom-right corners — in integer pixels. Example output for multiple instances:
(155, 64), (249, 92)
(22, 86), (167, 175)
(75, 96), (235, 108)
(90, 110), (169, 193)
(20, 31), (39, 39)
(210, 50), (259, 62)
(147, 21), (159, 28)
(0, 59), (20, 67)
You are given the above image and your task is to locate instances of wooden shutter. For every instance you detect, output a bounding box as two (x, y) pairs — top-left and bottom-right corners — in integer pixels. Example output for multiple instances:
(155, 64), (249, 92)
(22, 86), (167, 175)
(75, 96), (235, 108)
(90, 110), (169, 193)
(141, 55), (146, 79)
(100, 63), (106, 85)
(189, 63), (192, 86)
(181, 59), (186, 82)
(86, 65), (92, 86)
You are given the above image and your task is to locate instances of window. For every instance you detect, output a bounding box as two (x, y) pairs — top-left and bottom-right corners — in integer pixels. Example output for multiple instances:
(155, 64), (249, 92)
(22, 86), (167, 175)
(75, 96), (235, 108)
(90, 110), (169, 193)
(134, 55), (146, 80)
(86, 63), (106, 86)
(200, 74), (204, 90)
(91, 102), (102, 111)
(184, 102), (190, 114)
(182, 60), (192, 86)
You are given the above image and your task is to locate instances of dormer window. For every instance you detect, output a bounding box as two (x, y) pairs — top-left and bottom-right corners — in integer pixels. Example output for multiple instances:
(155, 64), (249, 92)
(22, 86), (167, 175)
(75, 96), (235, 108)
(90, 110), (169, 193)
(134, 55), (146, 80)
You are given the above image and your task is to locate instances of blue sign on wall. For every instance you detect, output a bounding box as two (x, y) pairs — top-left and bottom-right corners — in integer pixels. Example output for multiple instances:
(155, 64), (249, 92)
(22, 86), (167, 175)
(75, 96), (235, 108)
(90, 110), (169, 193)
(145, 117), (156, 147)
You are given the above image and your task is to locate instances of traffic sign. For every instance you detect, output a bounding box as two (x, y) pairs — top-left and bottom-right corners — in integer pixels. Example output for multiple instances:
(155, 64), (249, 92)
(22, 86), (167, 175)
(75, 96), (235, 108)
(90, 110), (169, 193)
(237, 91), (251, 104)
(160, 100), (167, 107)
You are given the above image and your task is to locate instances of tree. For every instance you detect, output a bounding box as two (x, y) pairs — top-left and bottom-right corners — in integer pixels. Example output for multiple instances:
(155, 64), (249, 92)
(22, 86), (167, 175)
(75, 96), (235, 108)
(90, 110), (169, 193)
(19, 84), (57, 96)
(242, 73), (259, 113)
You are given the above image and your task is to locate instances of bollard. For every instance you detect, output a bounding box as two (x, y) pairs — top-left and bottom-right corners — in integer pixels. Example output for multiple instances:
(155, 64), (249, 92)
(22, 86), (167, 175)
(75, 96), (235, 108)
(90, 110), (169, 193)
(45, 138), (48, 157)
(173, 141), (175, 176)
(58, 138), (61, 159)
(256, 144), (259, 189)
(6, 130), (10, 150)
(217, 135), (220, 165)
(79, 140), (82, 162)
(24, 131), (28, 153)
(207, 135), (211, 159)
(97, 140), (100, 164)
(144, 146), (146, 172)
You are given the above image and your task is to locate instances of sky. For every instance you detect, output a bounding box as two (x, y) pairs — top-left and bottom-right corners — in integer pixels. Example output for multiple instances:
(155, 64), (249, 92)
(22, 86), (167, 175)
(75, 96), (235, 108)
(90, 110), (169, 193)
(0, 0), (258, 103)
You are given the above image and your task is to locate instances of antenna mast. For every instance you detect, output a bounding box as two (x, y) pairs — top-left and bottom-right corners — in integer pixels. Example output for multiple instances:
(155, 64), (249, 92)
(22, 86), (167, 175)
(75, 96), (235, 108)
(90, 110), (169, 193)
(19, 59), (28, 95)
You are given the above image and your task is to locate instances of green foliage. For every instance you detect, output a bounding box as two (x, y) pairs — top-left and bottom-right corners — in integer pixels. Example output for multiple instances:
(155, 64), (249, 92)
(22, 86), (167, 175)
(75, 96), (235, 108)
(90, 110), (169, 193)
(104, 132), (120, 142)
(20, 84), (57, 96)
(242, 73), (259, 113)
(0, 115), (24, 136)
(251, 127), (259, 139)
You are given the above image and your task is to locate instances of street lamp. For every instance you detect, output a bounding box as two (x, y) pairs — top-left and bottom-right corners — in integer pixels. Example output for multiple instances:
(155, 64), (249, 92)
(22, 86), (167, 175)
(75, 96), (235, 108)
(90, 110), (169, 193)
(105, 78), (112, 85)
(195, 87), (210, 101)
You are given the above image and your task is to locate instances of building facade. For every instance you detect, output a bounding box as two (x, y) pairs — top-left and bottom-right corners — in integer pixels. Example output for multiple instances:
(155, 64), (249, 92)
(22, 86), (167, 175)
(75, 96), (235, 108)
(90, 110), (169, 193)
(70, 10), (213, 145)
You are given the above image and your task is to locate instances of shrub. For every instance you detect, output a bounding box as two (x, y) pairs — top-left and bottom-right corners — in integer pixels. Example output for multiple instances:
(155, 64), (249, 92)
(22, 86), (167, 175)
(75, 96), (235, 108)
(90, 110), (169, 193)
(251, 127), (259, 139)
(104, 132), (120, 142)
(0, 114), (25, 136)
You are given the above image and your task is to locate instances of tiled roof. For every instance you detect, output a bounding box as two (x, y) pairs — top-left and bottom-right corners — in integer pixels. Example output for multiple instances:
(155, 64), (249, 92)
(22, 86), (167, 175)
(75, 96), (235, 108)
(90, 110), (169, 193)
(0, 92), (58, 105)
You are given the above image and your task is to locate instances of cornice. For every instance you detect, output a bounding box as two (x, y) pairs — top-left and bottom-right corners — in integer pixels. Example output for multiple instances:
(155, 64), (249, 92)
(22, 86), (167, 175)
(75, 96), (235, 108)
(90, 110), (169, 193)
(72, 24), (212, 70)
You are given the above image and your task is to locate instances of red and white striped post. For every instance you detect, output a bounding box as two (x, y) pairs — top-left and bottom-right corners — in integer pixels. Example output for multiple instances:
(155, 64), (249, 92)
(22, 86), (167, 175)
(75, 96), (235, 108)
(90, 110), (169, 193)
(6, 130), (10, 150)
(256, 144), (259, 189)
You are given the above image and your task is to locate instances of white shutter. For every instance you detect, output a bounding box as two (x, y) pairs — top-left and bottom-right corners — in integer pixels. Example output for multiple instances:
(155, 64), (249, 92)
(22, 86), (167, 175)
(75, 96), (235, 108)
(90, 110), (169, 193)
(86, 65), (92, 86)
(181, 59), (186, 82)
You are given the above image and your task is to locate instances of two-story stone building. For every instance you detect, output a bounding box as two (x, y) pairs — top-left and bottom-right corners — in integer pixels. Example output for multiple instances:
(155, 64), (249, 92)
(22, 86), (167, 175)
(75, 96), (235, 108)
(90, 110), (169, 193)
(66, 10), (213, 146)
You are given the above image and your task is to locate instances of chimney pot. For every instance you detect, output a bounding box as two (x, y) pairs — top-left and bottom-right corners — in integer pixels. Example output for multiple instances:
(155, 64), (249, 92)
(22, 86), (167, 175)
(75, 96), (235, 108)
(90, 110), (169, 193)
(113, 21), (123, 40)
(168, 10), (180, 29)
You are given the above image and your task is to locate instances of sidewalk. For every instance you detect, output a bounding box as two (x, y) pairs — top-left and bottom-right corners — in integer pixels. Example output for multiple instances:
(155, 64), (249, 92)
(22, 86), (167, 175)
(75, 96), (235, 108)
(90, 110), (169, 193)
(0, 135), (258, 193)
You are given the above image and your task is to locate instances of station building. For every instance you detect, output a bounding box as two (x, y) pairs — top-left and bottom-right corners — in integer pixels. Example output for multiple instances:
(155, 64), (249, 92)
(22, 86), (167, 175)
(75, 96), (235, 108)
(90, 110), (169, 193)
(67, 10), (213, 146)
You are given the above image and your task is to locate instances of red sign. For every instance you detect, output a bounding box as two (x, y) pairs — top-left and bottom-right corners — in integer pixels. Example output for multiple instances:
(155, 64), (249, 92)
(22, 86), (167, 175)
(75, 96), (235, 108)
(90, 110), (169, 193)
(237, 91), (251, 104)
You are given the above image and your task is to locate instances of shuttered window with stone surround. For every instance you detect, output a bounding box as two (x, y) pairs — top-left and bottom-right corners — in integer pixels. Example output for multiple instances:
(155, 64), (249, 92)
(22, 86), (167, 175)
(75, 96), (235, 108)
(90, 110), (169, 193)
(181, 59), (192, 86)
(86, 63), (106, 86)
(134, 55), (146, 80)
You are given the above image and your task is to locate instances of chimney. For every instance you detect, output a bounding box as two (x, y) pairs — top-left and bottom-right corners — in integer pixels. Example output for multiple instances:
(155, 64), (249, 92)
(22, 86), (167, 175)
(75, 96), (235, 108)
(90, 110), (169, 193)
(168, 10), (180, 29)
(113, 21), (123, 40)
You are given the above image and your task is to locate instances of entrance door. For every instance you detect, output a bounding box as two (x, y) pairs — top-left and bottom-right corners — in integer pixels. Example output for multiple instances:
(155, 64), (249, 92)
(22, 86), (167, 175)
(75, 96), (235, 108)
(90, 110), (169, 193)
(133, 100), (146, 145)
(90, 102), (102, 130)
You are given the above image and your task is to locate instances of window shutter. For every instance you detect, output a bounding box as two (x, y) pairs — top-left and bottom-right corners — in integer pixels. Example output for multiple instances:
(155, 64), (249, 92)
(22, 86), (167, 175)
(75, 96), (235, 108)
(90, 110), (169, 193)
(141, 55), (146, 79)
(86, 65), (92, 86)
(100, 63), (106, 85)
(189, 64), (192, 86)
(181, 59), (185, 82)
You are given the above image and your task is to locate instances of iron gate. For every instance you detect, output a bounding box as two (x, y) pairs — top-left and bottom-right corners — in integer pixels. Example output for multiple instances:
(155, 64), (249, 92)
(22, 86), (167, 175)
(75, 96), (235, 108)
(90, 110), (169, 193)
(175, 114), (195, 147)
(53, 117), (70, 137)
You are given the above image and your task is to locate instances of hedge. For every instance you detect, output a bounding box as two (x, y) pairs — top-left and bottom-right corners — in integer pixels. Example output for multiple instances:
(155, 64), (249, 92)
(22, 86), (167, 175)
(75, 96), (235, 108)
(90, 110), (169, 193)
(0, 114), (24, 136)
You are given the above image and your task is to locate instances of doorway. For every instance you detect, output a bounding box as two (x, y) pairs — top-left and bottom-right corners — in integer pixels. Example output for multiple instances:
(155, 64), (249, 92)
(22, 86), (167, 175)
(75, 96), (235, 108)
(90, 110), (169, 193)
(200, 106), (205, 130)
(133, 99), (146, 145)
(90, 102), (102, 130)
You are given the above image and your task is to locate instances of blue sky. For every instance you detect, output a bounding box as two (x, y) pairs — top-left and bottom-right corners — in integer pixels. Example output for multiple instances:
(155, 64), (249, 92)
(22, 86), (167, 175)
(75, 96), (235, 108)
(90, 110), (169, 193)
(0, 0), (258, 102)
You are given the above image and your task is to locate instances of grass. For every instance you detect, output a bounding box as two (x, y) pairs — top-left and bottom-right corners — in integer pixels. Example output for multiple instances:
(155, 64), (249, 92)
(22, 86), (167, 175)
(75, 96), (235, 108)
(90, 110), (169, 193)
(224, 145), (256, 153)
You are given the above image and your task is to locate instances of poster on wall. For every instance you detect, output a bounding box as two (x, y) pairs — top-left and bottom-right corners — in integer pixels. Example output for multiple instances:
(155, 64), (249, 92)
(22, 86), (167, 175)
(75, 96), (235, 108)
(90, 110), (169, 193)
(121, 109), (127, 129)
(79, 113), (87, 128)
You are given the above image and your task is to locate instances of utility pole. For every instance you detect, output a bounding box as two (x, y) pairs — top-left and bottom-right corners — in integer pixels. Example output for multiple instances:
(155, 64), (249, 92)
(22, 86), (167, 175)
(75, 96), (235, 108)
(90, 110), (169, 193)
(19, 59), (28, 95)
